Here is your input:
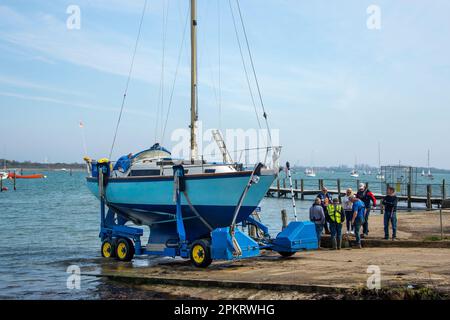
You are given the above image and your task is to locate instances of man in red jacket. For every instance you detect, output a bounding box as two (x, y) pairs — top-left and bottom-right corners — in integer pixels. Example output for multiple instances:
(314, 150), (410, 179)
(356, 183), (377, 238)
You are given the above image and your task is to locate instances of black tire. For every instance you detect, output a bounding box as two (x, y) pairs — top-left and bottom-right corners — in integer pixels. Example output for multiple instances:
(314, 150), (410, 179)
(101, 239), (116, 258)
(190, 239), (212, 268)
(278, 251), (296, 258)
(115, 238), (135, 262)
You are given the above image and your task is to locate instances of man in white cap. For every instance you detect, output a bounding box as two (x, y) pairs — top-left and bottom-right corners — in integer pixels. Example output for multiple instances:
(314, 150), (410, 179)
(356, 183), (377, 238)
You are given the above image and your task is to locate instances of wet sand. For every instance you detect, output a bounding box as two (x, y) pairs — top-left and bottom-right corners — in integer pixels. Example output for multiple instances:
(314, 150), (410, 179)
(80, 210), (450, 300)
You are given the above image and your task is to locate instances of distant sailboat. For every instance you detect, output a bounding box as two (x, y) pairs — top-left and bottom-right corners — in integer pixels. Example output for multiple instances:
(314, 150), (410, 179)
(426, 149), (434, 180)
(376, 142), (384, 180)
(350, 156), (359, 178)
(350, 169), (359, 178)
(304, 168), (316, 177)
(305, 151), (316, 177)
(0, 159), (8, 180)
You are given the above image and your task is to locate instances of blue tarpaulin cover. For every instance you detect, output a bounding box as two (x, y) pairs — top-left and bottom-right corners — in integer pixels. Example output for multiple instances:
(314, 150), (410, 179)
(113, 155), (132, 172)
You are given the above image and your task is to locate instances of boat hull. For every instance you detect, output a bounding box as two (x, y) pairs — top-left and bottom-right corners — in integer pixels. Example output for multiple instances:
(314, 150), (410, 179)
(86, 170), (276, 241)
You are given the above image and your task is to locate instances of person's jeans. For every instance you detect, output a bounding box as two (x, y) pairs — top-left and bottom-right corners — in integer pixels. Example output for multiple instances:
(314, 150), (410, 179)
(362, 207), (371, 235)
(384, 210), (397, 238)
(315, 223), (324, 245)
(330, 222), (342, 242)
(354, 217), (364, 244)
(345, 210), (354, 232)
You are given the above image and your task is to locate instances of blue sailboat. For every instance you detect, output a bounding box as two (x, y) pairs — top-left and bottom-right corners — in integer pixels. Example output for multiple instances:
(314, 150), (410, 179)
(84, 0), (295, 266)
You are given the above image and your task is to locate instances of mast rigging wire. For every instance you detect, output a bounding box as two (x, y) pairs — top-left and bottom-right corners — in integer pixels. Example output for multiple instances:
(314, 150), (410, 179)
(228, 0), (261, 130)
(217, 0), (222, 131)
(235, 0), (273, 146)
(109, 0), (148, 159)
(161, 5), (190, 145)
(155, 0), (170, 143)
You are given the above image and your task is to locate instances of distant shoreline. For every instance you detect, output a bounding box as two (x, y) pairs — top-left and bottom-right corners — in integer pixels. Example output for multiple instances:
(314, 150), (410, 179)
(1, 159), (85, 171)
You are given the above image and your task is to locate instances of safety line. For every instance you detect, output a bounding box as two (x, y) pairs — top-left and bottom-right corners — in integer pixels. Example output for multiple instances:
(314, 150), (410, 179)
(109, 0), (148, 159)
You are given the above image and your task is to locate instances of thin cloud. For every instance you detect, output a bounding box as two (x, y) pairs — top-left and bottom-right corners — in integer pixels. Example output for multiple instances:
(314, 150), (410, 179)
(0, 91), (153, 118)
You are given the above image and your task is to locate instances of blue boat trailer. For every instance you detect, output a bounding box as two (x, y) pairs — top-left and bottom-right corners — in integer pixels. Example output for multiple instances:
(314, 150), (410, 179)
(96, 162), (318, 268)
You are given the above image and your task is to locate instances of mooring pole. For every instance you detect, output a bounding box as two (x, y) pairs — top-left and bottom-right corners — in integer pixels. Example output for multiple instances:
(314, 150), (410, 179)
(0, 175), (2, 192)
(13, 170), (16, 191)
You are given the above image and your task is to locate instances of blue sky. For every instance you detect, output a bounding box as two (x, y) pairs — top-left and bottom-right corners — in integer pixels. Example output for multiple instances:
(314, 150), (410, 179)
(1, 0), (449, 168)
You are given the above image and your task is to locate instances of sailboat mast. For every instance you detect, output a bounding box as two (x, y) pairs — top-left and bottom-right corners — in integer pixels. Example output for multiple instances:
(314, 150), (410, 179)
(190, 0), (198, 161)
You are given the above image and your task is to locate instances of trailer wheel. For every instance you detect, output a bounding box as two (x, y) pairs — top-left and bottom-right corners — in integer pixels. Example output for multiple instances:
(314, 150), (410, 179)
(278, 251), (295, 258)
(101, 239), (116, 258)
(190, 239), (212, 268)
(116, 238), (135, 262)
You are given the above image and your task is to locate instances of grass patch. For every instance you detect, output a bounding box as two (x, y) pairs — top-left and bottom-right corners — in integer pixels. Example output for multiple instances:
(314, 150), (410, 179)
(318, 286), (447, 300)
(423, 235), (450, 241)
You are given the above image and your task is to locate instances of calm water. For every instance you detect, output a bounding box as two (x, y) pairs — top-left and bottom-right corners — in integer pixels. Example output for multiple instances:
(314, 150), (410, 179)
(0, 169), (448, 299)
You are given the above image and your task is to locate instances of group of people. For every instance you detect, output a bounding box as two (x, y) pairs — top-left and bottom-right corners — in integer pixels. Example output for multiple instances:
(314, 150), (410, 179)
(309, 183), (398, 249)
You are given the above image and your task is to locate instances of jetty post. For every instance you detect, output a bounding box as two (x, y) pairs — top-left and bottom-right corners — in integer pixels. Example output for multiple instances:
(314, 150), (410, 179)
(440, 200), (450, 240)
(337, 179), (342, 202)
(426, 184), (432, 210)
(407, 183), (412, 209)
(0, 175), (2, 192)
(300, 179), (304, 200)
(294, 179), (298, 199)
(277, 179), (280, 198)
(13, 170), (16, 191)
(281, 209), (288, 230)
(443, 179), (447, 200)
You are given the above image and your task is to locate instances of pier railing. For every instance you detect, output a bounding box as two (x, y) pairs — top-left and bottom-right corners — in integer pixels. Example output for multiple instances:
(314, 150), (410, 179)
(268, 178), (449, 210)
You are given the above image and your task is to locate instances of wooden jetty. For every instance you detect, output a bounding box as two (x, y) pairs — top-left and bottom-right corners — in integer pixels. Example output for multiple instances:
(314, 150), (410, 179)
(267, 178), (448, 210)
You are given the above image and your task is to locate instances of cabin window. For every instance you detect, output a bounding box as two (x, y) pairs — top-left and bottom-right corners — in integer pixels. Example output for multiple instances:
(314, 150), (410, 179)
(130, 169), (160, 177)
(204, 169), (216, 174)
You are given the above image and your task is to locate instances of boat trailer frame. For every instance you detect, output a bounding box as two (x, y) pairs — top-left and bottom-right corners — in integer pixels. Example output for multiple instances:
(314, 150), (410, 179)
(96, 162), (318, 267)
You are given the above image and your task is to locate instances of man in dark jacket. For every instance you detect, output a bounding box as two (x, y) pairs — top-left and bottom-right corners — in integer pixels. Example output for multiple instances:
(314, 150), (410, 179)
(317, 187), (333, 234)
(356, 183), (377, 237)
(382, 186), (398, 240)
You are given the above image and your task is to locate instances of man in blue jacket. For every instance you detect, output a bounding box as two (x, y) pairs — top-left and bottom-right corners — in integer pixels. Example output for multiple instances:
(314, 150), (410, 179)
(351, 196), (366, 249)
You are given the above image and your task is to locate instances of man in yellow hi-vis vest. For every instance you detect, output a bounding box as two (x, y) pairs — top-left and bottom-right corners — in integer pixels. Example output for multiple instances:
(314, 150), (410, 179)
(326, 198), (345, 250)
